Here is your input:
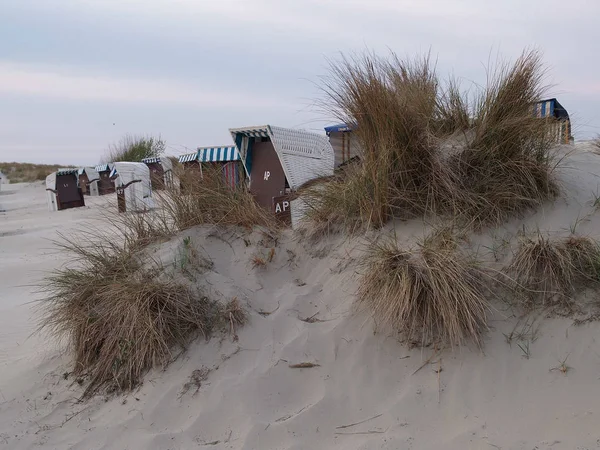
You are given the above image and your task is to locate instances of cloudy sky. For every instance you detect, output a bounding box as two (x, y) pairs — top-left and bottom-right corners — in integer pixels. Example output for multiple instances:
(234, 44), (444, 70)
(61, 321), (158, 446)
(1, 0), (598, 165)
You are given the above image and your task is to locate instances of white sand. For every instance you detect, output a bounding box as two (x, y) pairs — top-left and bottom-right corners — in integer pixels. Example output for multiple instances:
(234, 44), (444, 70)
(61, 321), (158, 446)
(2, 144), (600, 449)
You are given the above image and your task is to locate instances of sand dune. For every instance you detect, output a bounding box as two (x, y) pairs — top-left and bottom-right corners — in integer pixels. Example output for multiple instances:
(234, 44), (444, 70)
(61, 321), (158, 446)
(2, 144), (600, 449)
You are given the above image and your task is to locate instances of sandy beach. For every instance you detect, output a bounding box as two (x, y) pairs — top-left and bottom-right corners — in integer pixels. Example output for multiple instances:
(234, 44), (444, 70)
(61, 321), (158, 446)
(4, 1), (600, 448)
(0, 143), (600, 449)
(0, 184), (107, 385)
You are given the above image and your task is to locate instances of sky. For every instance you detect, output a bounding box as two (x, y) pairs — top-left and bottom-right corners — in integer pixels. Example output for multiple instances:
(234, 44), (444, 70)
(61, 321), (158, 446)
(1, 0), (599, 165)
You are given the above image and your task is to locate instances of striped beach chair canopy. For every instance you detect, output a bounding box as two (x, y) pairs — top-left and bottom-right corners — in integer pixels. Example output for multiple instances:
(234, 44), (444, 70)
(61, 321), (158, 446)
(534, 98), (570, 120)
(57, 168), (78, 176)
(197, 146), (240, 162)
(179, 152), (199, 163)
(141, 157), (162, 164)
(141, 156), (173, 174)
(95, 163), (111, 173)
(324, 123), (356, 134)
(229, 126), (270, 139)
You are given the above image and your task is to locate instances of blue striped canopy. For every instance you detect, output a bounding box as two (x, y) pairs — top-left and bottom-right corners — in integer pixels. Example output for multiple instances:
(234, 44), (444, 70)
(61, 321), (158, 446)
(229, 127), (269, 138)
(141, 157), (161, 164)
(95, 164), (110, 172)
(534, 98), (569, 120)
(109, 167), (118, 178)
(324, 123), (355, 134)
(57, 169), (78, 176)
(198, 146), (240, 162)
(179, 152), (198, 163)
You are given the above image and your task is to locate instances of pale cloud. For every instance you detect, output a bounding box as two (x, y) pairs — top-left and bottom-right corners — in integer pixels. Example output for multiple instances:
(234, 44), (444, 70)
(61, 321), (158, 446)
(1, 0), (600, 164)
(563, 83), (600, 96)
(0, 61), (289, 109)
(334, 0), (593, 18)
(43, 0), (353, 39)
(326, 0), (485, 17)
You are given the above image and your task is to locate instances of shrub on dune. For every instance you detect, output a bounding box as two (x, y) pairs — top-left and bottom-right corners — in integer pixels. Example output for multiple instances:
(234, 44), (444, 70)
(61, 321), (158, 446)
(38, 236), (219, 397)
(300, 166), (377, 237)
(508, 232), (600, 309)
(357, 231), (490, 347)
(161, 166), (277, 231)
(102, 134), (165, 163)
(307, 49), (557, 234)
(317, 52), (444, 229)
(448, 50), (558, 225)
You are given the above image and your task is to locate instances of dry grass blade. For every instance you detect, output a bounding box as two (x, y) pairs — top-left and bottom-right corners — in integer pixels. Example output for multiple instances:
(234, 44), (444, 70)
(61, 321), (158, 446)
(222, 298), (247, 341)
(223, 298), (247, 327)
(336, 413), (383, 429)
(288, 362), (321, 369)
(358, 232), (490, 347)
(257, 302), (280, 317)
(550, 354), (571, 375)
(250, 254), (267, 268)
(436, 76), (471, 134)
(267, 248), (276, 263)
(335, 429), (387, 435)
(412, 348), (440, 375)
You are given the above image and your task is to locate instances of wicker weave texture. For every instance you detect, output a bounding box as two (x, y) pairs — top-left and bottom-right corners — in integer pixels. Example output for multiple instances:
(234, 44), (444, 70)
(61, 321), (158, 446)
(269, 126), (334, 189)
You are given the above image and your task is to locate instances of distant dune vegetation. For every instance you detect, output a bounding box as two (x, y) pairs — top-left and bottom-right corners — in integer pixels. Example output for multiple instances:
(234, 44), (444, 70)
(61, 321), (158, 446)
(0, 162), (76, 183)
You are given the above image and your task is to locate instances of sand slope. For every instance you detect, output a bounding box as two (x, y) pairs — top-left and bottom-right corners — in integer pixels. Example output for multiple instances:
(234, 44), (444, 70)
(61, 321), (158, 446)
(3, 144), (600, 449)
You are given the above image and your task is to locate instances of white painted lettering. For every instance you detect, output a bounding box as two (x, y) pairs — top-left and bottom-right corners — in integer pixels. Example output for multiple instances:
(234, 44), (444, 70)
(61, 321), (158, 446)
(264, 171), (270, 181)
